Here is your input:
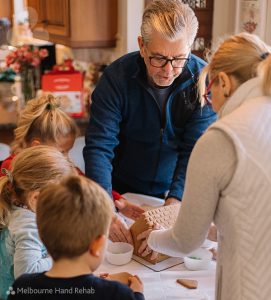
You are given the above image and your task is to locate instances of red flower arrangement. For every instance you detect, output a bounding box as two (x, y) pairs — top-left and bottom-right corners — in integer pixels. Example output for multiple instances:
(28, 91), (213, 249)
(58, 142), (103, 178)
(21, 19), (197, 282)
(5, 45), (48, 73)
(5, 45), (48, 102)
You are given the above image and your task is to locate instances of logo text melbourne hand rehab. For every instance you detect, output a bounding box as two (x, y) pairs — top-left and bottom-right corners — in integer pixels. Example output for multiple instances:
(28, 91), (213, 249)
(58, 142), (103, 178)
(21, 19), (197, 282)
(7, 286), (95, 295)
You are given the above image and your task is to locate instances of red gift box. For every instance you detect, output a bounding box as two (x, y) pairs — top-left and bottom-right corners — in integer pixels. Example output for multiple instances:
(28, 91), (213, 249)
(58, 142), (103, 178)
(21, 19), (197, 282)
(42, 71), (84, 118)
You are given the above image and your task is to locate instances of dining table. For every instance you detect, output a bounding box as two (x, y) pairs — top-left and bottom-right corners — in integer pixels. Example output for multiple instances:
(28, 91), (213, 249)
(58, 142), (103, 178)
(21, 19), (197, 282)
(97, 193), (217, 300)
(97, 256), (216, 300)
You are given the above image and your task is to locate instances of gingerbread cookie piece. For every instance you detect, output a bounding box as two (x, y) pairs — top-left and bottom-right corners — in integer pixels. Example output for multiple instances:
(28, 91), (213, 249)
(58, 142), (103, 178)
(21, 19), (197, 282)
(176, 278), (198, 289)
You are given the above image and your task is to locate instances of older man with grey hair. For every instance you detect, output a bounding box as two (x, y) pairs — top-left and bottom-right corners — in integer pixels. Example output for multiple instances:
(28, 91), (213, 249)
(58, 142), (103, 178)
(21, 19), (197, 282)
(84, 0), (216, 243)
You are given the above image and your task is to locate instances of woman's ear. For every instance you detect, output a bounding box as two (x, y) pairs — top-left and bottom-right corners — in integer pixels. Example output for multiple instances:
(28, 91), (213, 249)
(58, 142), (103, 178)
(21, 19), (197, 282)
(89, 235), (107, 257)
(218, 72), (231, 97)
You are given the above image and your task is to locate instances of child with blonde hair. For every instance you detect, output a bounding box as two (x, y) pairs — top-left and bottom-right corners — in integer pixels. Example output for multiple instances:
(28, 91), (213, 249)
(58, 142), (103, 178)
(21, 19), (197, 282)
(0, 94), (78, 174)
(0, 146), (75, 299)
(9, 175), (144, 300)
(0, 94), (144, 226)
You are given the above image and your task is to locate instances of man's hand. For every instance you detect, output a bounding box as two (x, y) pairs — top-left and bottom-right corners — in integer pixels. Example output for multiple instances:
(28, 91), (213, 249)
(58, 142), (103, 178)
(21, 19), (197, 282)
(109, 213), (134, 245)
(136, 223), (162, 261)
(164, 197), (181, 206)
(115, 197), (145, 220)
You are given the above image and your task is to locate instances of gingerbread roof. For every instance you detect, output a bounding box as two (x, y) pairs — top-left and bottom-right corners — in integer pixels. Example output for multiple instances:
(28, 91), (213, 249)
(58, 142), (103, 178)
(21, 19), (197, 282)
(130, 204), (181, 264)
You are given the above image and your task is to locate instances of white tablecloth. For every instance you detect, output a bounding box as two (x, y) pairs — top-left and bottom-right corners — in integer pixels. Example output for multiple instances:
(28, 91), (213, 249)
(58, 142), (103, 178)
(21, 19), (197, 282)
(97, 258), (216, 300)
(98, 193), (216, 300)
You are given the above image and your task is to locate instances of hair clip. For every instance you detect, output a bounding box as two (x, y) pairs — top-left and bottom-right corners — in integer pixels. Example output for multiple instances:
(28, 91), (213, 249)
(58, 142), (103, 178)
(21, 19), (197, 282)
(260, 52), (269, 60)
(46, 103), (60, 110)
(1, 168), (13, 184)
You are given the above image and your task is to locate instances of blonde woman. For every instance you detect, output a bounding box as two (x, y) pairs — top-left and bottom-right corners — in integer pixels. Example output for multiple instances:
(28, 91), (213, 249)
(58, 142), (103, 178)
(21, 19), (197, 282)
(0, 146), (75, 299)
(138, 33), (271, 299)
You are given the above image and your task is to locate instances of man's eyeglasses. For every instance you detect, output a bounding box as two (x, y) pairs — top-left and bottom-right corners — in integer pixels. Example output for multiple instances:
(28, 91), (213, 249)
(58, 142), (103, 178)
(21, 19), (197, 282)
(203, 76), (217, 105)
(149, 56), (189, 68)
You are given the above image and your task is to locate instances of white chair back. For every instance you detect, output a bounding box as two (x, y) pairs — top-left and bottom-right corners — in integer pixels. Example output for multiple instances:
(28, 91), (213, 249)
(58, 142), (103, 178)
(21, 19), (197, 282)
(0, 143), (10, 161)
(69, 136), (85, 173)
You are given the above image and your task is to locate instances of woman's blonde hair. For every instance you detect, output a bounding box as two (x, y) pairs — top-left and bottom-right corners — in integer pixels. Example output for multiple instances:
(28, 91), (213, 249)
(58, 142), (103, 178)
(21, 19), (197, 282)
(199, 32), (271, 105)
(0, 146), (75, 228)
(141, 0), (198, 46)
(12, 94), (78, 153)
(37, 175), (113, 260)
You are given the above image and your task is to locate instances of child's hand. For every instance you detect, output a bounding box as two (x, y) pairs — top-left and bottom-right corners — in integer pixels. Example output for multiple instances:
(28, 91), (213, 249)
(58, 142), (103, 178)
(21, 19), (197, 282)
(128, 275), (144, 293)
(99, 272), (109, 279)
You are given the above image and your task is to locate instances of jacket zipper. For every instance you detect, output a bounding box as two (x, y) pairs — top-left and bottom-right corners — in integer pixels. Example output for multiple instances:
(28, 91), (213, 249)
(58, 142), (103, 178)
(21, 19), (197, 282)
(135, 59), (198, 194)
(137, 80), (168, 194)
(149, 91), (167, 193)
(160, 128), (164, 143)
(149, 128), (164, 193)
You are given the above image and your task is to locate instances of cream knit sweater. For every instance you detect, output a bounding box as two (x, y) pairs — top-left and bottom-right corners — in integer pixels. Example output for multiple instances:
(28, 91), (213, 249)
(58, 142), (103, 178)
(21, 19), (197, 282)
(148, 77), (271, 300)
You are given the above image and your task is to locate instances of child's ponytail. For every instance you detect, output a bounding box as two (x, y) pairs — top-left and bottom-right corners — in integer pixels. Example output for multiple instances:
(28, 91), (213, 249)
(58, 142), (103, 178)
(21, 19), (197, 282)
(12, 94), (78, 153)
(0, 175), (13, 228)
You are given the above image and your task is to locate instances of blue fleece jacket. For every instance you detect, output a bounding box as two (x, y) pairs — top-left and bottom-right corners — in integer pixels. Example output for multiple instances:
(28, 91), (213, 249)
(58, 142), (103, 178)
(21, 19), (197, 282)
(84, 52), (216, 200)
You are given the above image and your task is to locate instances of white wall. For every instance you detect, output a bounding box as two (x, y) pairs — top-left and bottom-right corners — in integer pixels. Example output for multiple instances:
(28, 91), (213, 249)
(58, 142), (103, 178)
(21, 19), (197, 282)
(213, 0), (271, 45)
(265, 0), (271, 44)
(212, 0), (236, 45)
(126, 0), (144, 53)
(117, 0), (144, 55)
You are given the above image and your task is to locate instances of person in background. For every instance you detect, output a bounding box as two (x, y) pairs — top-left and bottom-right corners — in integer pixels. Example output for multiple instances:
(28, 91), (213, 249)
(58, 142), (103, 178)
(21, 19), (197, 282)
(8, 175), (144, 300)
(84, 0), (216, 244)
(0, 146), (75, 299)
(0, 94), (143, 227)
(137, 33), (271, 299)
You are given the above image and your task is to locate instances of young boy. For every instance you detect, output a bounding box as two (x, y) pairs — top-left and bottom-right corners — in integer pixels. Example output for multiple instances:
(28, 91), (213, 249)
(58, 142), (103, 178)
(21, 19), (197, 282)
(8, 176), (144, 300)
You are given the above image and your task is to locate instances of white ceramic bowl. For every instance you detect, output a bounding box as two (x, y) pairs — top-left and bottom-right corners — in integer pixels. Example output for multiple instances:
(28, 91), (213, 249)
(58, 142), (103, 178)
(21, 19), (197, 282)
(184, 248), (212, 271)
(106, 242), (134, 265)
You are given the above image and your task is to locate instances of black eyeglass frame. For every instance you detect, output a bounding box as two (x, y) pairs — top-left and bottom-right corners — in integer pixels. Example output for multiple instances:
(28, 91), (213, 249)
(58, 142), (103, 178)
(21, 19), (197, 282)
(148, 53), (191, 69)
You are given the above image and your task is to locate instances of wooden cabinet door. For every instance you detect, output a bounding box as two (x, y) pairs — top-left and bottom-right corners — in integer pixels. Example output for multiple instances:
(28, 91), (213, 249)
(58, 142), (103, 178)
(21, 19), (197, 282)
(27, 0), (44, 27)
(27, 0), (117, 48)
(27, 0), (69, 37)
(42, 0), (70, 37)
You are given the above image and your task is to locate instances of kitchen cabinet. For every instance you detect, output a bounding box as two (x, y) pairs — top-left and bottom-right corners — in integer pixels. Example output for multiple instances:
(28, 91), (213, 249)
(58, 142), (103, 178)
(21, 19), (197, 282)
(0, 0), (13, 22)
(28, 0), (70, 37)
(27, 0), (118, 48)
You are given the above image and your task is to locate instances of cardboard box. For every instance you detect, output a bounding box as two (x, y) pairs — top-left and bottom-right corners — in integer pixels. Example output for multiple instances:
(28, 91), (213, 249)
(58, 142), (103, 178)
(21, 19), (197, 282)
(42, 71), (84, 118)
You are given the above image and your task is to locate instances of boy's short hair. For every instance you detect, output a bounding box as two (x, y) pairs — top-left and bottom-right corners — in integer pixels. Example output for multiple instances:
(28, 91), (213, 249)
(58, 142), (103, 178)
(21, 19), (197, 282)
(37, 175), (113, 260)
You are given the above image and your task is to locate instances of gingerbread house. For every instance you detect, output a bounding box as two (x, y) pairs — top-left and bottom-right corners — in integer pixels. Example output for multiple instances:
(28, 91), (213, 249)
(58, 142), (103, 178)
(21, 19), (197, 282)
(130, 204), (181, 264)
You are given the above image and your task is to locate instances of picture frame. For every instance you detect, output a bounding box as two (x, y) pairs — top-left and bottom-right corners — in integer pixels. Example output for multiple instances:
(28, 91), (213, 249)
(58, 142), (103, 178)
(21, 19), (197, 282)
(234, 0), (268, 39)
